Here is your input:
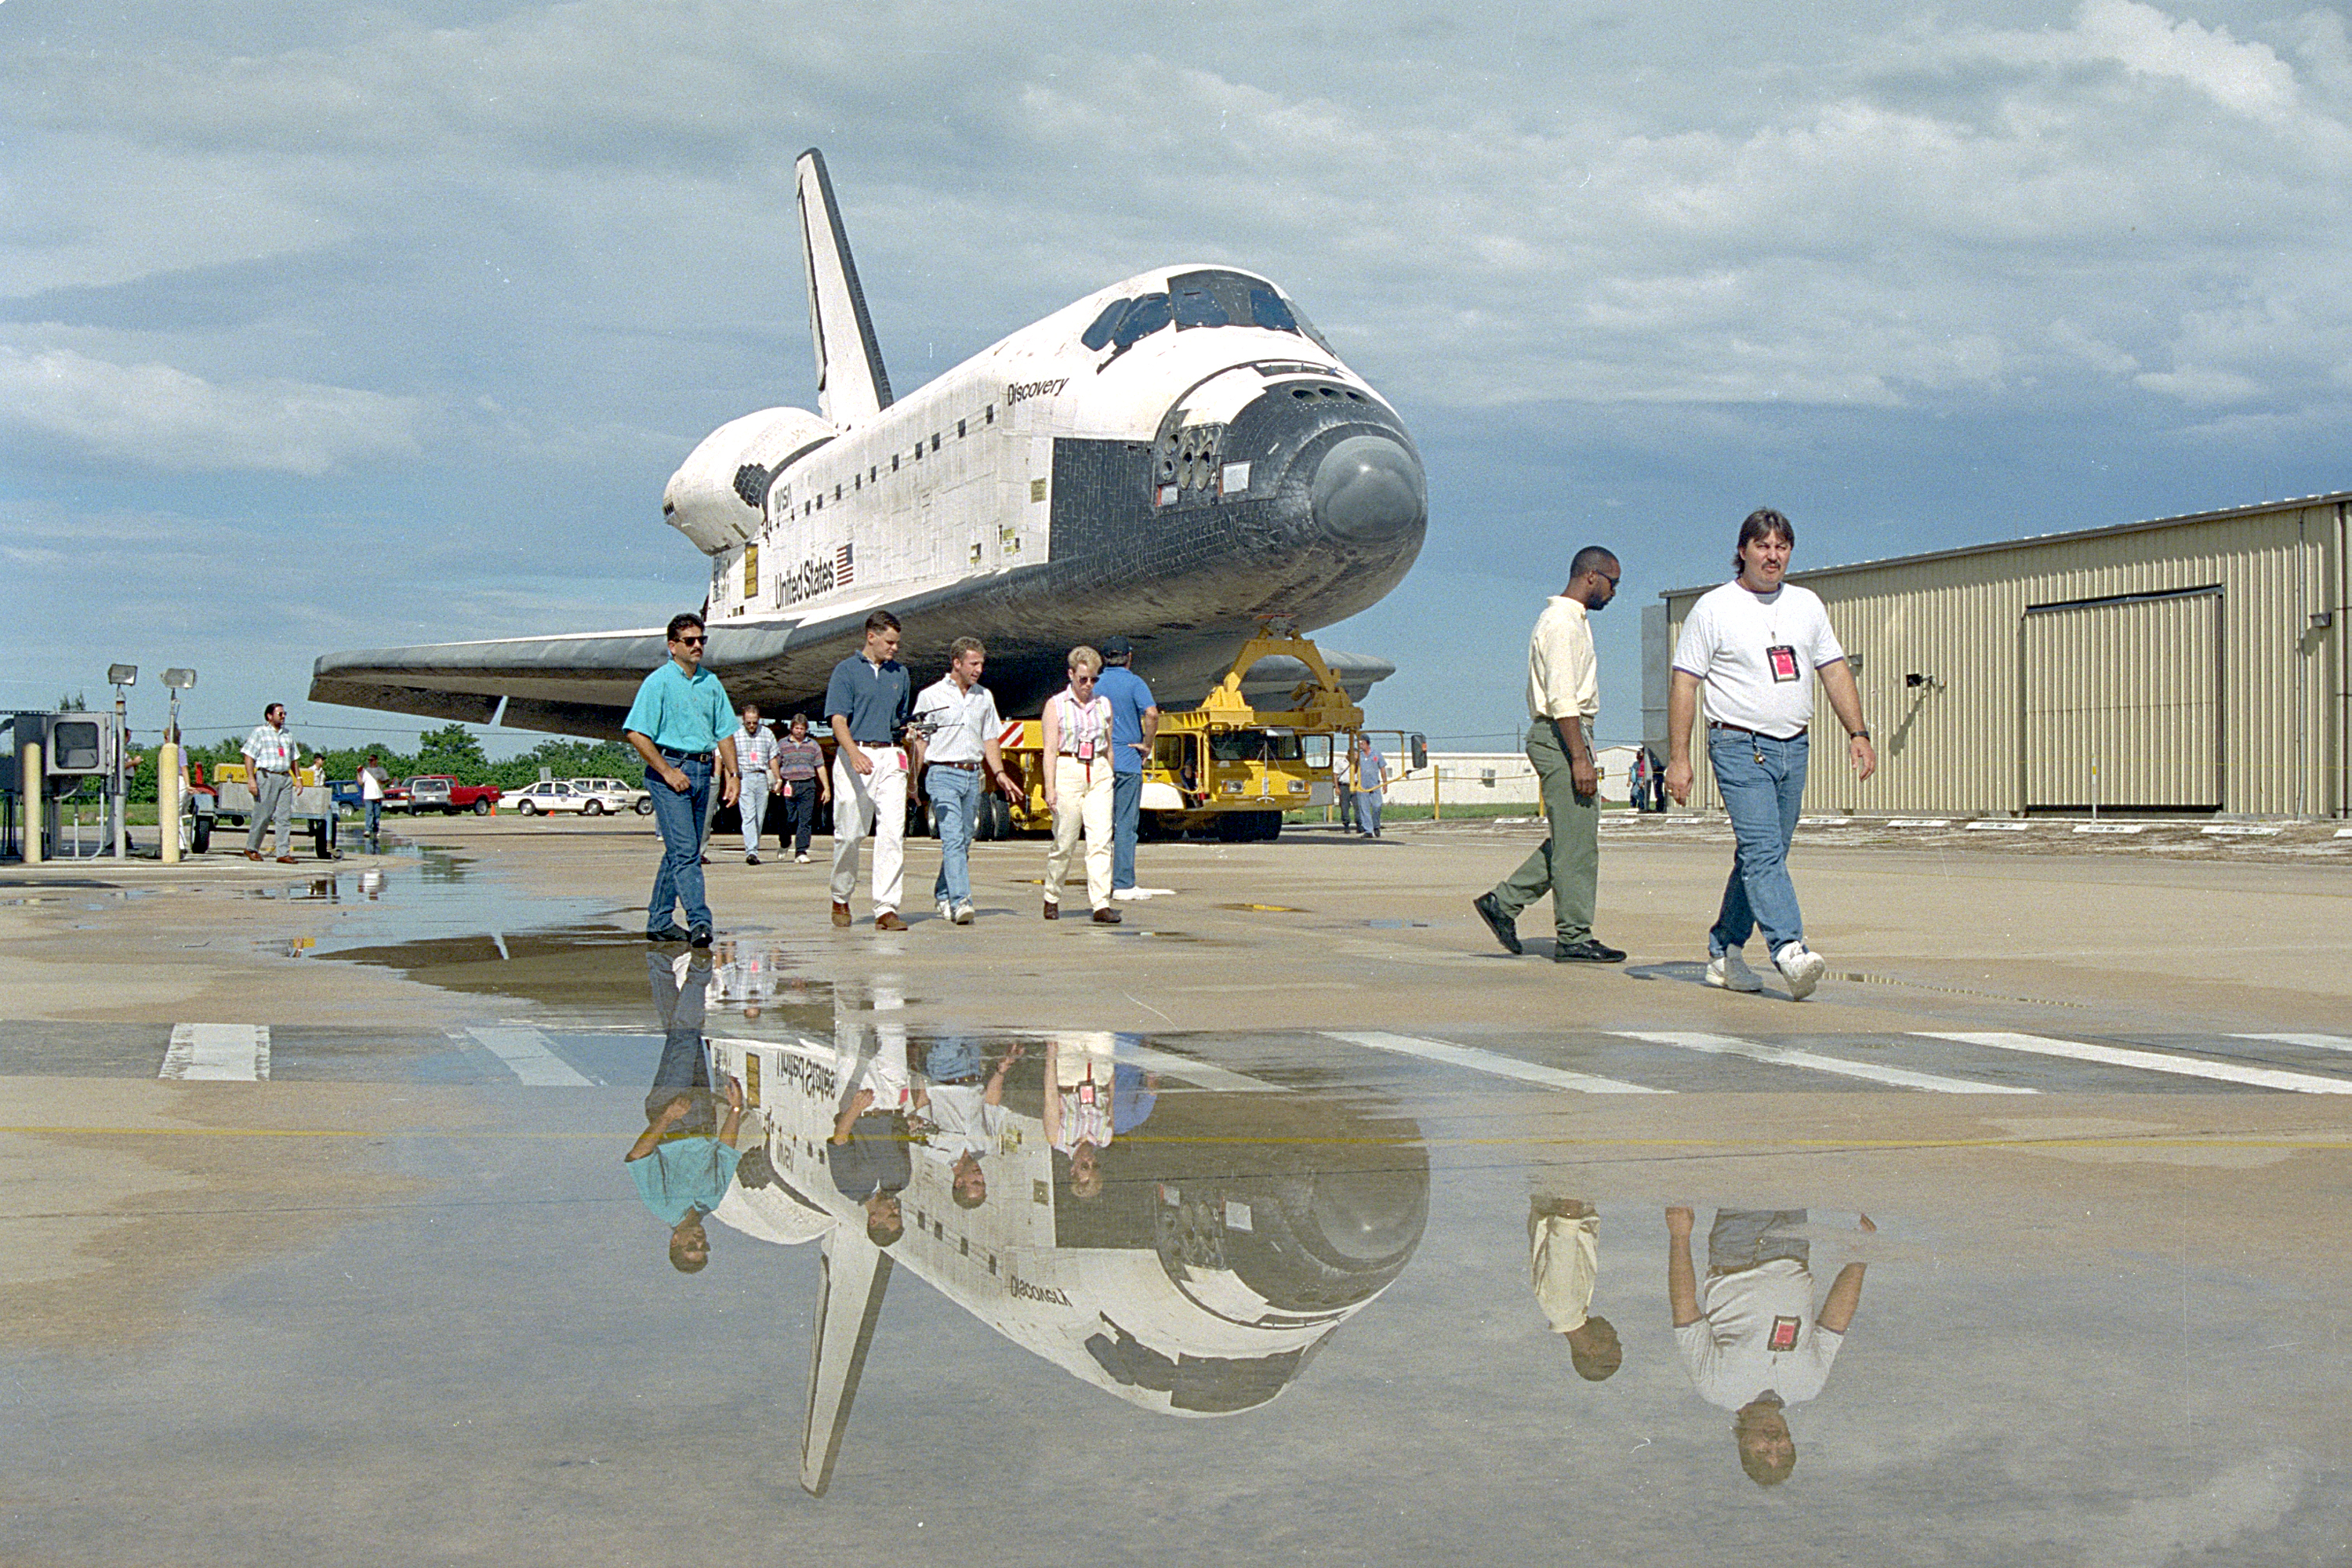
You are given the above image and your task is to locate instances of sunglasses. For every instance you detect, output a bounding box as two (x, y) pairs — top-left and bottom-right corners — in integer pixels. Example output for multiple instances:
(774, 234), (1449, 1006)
(675, 635), (707, 646)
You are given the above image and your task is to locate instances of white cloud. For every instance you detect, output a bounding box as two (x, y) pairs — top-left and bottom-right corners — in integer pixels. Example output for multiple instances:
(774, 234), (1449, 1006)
(0, 344), (420, 475)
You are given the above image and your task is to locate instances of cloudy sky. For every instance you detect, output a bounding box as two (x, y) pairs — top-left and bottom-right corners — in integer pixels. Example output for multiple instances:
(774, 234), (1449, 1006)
(7, 0), (2351, 753)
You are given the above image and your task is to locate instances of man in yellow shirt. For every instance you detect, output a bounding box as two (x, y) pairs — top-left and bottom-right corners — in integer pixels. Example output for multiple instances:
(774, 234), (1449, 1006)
(1473, 546), (1624, 963)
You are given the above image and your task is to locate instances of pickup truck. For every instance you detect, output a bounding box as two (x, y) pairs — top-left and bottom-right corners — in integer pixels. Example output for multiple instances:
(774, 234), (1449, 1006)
(401, 775), (503, 815)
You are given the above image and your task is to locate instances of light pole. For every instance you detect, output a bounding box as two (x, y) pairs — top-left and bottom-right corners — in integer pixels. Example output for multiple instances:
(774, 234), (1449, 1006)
(107, 665), (136, 860)
(159, 669), (196, 864)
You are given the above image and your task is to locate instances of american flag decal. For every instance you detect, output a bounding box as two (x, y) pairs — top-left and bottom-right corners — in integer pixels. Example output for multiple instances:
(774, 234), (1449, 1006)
(836, 543), (855, 585)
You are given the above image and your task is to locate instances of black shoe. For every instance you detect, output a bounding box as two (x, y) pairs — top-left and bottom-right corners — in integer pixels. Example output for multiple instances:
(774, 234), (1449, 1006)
(1472, 892), (1523, 955)
(647, 924), (692, 943)
(688, 924), (713, 949)
(1553, 937), (1627, 964)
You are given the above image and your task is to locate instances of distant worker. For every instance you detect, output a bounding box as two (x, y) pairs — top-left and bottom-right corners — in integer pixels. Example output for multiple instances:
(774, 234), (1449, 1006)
(1352, 734), (1388, 838)
(1664, 509), (1875, 1000)
(1628, 746), (1656, 815)
(358, 753), (391, 845)
(732, 702), (780, 864)
(1093, 635), (1160, 900)
(910, 637), (1022, 925)
(826, 611), (918, 931)
(1040, 646), (1119, 924)
(1668, 1205), (1872, 1486)
(1527, 1183), (1622, 1382)
(622, 612), (739, 948)
(240, 702), (310, 865)
(1472, 546), (1627, 964)
(775, 713), (829, 863)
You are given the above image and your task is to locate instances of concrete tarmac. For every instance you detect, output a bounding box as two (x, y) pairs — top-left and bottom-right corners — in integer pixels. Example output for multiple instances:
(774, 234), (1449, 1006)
(3, 815), (2348, 1564)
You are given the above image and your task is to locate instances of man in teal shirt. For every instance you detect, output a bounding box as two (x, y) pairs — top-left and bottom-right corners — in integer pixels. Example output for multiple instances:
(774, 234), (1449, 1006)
(623, 612), (740, 946)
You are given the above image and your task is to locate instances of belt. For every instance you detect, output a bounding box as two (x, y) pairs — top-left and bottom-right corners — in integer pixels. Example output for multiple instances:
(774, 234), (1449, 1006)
(1708, 721), (1805, 740)
(657, 746), (713, 763)
(931, 759), (982, 770)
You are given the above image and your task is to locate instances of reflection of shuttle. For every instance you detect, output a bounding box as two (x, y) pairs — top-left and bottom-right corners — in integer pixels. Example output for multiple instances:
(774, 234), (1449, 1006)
(705, 1033), (1428, 1495)
(311, 148), (1428, 735)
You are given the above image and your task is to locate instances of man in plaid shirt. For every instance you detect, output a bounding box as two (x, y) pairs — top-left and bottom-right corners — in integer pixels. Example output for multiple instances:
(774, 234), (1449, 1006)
(732, 703), (782, 863)
(240, 702), (310, 862)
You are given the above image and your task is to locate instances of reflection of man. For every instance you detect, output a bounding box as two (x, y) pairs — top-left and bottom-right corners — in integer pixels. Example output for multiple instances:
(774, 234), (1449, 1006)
(828, 1090), (909, 1247)
(1092, 635), (1160, 899)
(1666, 1206), (1871, 1486)
(625, 949), (744, 1273)
(916, 1039), (1019, 1208)
(1473, 547), (1625, 964)
(1527, 1191), (1621, 1381)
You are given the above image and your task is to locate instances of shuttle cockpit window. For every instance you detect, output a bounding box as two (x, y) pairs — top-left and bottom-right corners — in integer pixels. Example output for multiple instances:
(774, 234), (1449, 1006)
(1082, 271), (1323, 361)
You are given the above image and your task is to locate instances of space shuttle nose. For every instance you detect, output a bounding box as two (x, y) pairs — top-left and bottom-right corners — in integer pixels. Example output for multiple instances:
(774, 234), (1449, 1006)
(1308, 434), (1426, 545)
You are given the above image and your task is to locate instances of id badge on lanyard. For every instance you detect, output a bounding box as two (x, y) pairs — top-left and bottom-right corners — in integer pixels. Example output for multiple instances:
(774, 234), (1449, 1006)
(1766, 644), (1801, 683)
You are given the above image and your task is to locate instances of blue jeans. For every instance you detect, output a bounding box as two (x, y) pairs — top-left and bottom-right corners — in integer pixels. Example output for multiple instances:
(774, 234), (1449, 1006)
(645, 756), (712, 933)
(781, 779), (819, 854)
(1355, 788), (1383, 837)
(1111, 768), (1142, 889)
(1707, 729), (1808, 956)
(927, 766), (978, 908)
(363, 800), (382, 838)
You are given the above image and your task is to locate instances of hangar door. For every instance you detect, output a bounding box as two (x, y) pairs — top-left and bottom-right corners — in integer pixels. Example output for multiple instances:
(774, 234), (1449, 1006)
(2023, 586), (2222, 812)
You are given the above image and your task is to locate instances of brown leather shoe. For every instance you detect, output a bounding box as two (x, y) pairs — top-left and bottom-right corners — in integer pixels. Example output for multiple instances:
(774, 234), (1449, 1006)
(1042, 900), (1059, 920)
(244, 850), (263, 862)
(276, 855), (300, 865)
(1091, 906), (1123, 924)
(831, 902), (852, 928)
(875, 911), (907, 931)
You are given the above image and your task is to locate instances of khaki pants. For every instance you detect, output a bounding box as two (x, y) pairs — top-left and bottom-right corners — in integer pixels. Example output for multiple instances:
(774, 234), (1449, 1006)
(1044, 756), (1113, 912)
(1490, 718), (1599, 942)
(830, 747), (907, 914)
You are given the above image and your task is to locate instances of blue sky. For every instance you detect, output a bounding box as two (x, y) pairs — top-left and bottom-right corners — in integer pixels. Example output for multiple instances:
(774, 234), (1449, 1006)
(6, 1), (2351, 754)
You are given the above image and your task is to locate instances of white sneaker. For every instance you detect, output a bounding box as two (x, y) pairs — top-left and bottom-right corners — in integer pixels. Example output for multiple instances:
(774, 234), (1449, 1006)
(795, 851), (810, 863)
(1705, 950), (1764, 993)
(953, 903), (975, 925)
(1112, 887), (1141, 902)
(938, 900), (955, 922)
(1774, 942), (1828, 1001)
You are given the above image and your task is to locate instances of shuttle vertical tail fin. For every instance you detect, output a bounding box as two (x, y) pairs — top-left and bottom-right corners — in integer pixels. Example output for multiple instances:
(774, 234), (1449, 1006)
(795, 148), (893, 424)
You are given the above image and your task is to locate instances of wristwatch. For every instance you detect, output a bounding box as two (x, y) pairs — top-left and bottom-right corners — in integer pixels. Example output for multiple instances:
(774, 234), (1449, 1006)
(1849, 729), (1871, 741)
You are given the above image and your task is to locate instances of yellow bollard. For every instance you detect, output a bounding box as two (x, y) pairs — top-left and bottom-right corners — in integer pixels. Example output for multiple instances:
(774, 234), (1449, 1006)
(20, 739), (40, 864)
(159, 741), (182, 864)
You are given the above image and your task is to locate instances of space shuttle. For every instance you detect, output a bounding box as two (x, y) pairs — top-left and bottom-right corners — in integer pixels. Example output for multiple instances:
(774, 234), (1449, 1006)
(700, 1028), (1428, 1497)
(310, 149), (1428, 733)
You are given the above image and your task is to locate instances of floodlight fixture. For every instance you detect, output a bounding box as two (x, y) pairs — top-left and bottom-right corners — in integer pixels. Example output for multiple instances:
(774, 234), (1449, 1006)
(109, 664), (138, 687)
(162, 668), (198, 689)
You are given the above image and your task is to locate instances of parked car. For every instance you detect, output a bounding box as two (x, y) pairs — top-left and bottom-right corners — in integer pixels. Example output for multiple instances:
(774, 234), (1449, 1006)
(507, 779), (633, 816)
(402, 775), (503, 815)
(568, 776), (655, 815)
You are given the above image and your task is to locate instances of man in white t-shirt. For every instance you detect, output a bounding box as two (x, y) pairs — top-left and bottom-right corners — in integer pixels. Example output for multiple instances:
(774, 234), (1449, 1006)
(1664, 510), (1875, 1000)
(1667, 1205), (1871, 1487)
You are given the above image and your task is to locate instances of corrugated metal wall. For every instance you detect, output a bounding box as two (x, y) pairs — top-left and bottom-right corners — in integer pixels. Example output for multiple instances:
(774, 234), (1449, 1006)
(1661, 499), (2345, 817)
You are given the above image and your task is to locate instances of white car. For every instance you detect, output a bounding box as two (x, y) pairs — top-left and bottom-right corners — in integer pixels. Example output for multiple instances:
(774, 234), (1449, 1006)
(507, 779), (634, 816)
(568, 776), (655, 815)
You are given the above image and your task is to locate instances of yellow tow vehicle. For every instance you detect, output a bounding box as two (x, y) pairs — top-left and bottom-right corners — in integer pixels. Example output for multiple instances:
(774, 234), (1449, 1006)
(980, 627), (1373, 843)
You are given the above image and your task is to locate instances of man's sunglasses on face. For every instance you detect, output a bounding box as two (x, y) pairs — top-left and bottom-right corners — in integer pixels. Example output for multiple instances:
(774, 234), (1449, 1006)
(675, 634), (706, 646)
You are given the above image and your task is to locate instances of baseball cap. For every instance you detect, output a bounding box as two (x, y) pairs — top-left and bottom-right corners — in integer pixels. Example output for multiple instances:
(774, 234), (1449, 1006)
(1100, 635), (1134, 657)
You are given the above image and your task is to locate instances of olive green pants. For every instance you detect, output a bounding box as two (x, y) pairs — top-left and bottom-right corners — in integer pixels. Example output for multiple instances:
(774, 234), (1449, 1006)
(1490, 719), (1598, 942)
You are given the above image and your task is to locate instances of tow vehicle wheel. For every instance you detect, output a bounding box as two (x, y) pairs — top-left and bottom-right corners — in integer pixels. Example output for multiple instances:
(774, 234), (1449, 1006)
(473, 798), (492, 815)
(583, 799), (604, 815)
(517, 800), (537, 816)
(314, 822), (334, 859)
(191, 818), (212, 854)
(985, 793), (1014, 840)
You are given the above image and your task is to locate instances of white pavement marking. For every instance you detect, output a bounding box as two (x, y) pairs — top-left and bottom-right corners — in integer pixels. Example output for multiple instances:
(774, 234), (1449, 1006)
(466, 1025), (595, 1087)
(160, 1023), (269, 1081)
(1611, 1030), (2037, 1094)
(1965, 820), (2030, 832)
(1324, 1031), (1668, 1094)
(1918, 1032), (2352, 1094)
(2234, 1033), (2352, 1054)
(1115, 1040), (1286, 1093)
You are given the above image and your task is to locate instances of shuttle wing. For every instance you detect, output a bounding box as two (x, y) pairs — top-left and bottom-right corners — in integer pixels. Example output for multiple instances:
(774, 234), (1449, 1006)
(796, 147), (892, 425)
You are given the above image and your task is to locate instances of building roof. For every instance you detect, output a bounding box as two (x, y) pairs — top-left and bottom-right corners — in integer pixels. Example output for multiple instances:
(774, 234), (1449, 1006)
(1658, 489), (2352, 601)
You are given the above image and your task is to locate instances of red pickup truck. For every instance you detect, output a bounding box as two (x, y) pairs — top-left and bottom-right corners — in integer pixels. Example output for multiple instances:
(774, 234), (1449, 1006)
(401, 775), (503, 815)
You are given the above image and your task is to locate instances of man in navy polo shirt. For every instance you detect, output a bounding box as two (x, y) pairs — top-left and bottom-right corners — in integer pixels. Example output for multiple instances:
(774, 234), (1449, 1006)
(825, 610), (920, 931)
(623, 612), (740, 947)
(1093, 635), (1160, 899)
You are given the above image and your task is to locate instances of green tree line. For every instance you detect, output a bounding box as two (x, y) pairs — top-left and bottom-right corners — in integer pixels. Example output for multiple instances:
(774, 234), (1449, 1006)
(112, 724), (641, 804)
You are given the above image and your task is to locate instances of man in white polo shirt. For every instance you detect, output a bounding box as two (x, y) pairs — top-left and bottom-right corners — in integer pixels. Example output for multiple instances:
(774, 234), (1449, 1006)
(910, 637), (1021, 925)
(1664, 509), (1875, 1000)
